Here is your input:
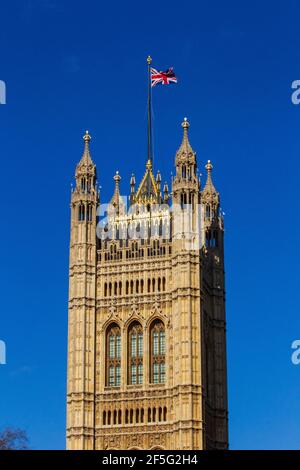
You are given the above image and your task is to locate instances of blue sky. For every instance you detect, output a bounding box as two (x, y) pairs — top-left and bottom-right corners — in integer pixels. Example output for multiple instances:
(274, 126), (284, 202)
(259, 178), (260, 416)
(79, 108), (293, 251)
(1, 0), (300, 450)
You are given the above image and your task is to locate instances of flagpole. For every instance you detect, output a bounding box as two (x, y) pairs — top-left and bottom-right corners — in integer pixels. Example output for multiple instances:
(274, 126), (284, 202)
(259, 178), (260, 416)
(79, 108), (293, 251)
(147, 55), (152, 162)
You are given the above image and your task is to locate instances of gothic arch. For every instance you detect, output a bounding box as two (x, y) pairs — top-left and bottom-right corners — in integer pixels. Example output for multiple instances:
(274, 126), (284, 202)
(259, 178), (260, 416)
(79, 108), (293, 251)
(145, 313), (166, 330)
(124, 314), (144, 329)
(101, 315), (122, 332)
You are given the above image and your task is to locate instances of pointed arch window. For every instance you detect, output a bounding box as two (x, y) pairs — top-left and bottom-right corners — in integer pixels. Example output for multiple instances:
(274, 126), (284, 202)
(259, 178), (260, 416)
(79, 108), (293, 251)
(106, 323), (121, 387)
(150, 320), (165, 384)
(78, 204), (85, 222)
(128, 322), (143, 385)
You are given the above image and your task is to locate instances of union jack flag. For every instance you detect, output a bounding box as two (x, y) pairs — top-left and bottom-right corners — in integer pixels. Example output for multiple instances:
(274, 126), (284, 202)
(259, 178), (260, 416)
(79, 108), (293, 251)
(151, 67), (177, 87)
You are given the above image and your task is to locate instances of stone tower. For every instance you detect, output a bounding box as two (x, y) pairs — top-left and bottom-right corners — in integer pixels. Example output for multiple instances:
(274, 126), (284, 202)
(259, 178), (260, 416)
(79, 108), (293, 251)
(66, 121), (228, 450)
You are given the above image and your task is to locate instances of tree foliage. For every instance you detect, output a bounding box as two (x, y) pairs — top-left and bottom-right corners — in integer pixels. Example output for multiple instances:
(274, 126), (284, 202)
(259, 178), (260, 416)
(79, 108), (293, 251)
(0, 428), (29, 450)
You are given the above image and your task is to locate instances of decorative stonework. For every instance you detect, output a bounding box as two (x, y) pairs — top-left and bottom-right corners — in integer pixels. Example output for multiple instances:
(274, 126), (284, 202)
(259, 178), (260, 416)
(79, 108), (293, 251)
(67, 123), (228, 450)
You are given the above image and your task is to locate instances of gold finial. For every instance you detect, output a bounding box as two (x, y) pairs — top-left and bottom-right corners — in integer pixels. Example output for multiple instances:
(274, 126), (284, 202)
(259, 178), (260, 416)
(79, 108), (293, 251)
(182, 117), (190, 129)
(113, 170), (121, 183)
(146, 159), (152, 170)
(205, 160), (213, 172)
(83, 130), (91, 142)
(147, 55), (152, 65)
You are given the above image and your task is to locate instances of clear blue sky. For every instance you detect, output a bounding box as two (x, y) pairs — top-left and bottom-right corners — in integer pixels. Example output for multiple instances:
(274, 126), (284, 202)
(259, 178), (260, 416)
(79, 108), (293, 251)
(1, 0), (300, 450)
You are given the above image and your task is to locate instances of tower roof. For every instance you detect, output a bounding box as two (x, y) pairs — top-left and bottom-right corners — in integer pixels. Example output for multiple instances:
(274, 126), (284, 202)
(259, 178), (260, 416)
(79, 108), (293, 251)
(76, 131), (95, 170)
(202, 160), (219, 201)
(134, 159), (160, 205)
(175, 118), (196, 164)
(110, 171), (125, 213)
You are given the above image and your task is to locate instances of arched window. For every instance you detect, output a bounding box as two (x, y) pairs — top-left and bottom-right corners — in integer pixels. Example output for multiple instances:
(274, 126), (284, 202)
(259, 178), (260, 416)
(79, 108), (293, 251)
(128, 322), (143, 385)
(106, 323), (121, 387)
(150, 320), (165, 384)
(78, 203), (85, 222)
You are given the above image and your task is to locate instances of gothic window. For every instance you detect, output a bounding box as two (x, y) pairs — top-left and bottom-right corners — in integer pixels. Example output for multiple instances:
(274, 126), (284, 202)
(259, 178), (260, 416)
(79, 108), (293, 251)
(128, 322), (143, 385)
(87, 205), (93, 221)
(87, 178), (90, 193)
(206, 205), (211, 219)
(78, 204), (85, 222)
(213, 230), (218, 247)
(106, 323), (121, 387)
(206, 231), (211, 248)
(150, 320), (166, 384)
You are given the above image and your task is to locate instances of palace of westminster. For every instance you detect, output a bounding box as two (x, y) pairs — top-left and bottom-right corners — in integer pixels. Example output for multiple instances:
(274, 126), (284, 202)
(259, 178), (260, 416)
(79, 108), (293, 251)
(66, 118), (228, 450)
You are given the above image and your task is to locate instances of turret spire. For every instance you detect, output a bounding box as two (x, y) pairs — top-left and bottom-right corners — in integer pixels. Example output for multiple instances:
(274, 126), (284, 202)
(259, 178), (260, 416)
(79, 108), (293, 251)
(75, 130), (97, 193)
(203, 160), (217, 195)
(80, 130), (93, 165)
(110, 171), (125, 215)
(176, 117), (195, 161)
